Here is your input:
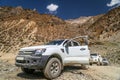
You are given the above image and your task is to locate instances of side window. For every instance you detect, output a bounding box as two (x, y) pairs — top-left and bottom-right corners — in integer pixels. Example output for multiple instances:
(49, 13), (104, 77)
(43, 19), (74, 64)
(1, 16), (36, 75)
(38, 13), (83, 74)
(73, 41), (79, 46)
(63, 40), (72, 47)
(67, 41), (72, 47)
(63, 40), (68, 46)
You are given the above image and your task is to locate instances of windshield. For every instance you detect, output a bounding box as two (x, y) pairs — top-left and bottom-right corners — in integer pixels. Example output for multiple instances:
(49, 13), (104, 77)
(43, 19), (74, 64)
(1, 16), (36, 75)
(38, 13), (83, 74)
(46, 40), (64, 45)
(103, 58), (107, 61)
(91, 54), (97, 56)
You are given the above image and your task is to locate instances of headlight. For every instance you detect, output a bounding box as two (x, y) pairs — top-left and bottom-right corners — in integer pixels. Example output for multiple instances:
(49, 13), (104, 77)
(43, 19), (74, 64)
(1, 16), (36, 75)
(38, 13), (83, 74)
(34, 49), (46, 56)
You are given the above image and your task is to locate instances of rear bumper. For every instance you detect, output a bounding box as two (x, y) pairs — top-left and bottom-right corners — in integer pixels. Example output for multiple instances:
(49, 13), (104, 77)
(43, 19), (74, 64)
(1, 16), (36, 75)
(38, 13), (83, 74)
(15, 55), (49, 69)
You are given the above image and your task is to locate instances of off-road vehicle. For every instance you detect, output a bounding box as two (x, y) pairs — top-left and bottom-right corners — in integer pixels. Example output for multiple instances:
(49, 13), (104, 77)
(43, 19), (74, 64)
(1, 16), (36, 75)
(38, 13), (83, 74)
(15, 36), (90, 79)
(102, 58), (109, 66)
(90, 53), (103, 65)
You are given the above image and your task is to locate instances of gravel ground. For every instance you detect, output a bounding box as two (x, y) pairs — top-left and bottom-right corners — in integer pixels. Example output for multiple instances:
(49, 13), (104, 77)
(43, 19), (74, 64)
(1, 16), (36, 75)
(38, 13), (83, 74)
(0, 61), (93, 80)
(0, 60), (120, 80)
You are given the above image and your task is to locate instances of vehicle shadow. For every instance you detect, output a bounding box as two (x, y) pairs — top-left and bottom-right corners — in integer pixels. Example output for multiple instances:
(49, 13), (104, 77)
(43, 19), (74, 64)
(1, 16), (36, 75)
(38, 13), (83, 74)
(17, 65), (87, 79)
(63, 65), (87, 74)
(17, 71), (47, 80)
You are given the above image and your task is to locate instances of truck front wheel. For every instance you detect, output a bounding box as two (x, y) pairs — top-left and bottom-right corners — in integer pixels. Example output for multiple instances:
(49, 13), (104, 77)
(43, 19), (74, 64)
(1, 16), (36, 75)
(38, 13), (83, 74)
(97, 59), (100, 66)
(44, 58), (62, 79)
(21, 68), (35, 74)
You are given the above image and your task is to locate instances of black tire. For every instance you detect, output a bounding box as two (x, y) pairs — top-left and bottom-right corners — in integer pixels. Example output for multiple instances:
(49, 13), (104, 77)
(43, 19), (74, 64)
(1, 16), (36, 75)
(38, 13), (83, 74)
(100, 62), (102, 66)
(89, 63), (92, 66)
(97, 60), (100, 66)
(81, 64), (89, 70)
(21, 68), (35, 74)
(44, 58), (62, 79)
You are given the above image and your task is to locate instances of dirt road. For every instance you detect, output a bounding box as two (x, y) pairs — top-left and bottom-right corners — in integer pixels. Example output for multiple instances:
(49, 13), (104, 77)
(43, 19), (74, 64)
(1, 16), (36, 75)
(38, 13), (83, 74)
(84, 66), (120, 80)
(0, 60), (120, 80)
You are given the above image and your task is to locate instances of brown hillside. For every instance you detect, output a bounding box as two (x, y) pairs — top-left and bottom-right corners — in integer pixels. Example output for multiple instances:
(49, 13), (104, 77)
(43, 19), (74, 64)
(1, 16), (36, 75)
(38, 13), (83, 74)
(88, 7), (120, 42)
(0, 6), (76, 53)
(0, 6), (120, 55)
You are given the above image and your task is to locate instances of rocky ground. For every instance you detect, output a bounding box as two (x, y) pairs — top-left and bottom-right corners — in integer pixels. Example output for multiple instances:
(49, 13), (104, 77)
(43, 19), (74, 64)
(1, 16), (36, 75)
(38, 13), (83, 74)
(0, 59), (120, 80)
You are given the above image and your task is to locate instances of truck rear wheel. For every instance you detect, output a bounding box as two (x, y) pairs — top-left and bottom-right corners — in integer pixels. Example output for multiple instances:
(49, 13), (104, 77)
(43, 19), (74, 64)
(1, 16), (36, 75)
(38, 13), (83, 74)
(89, 62), (92, 66)
(21, 68), (35, 74)
(44, 58), (62, 79)
(81, 64), (89, 70)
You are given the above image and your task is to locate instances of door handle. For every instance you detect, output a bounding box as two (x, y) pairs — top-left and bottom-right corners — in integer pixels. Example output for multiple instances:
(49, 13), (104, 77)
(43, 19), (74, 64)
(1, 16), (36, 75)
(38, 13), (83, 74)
(80, 48), (86, 51)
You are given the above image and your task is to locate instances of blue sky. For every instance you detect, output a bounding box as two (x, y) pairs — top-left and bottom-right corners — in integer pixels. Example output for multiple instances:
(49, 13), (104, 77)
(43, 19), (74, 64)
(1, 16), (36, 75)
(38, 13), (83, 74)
(0, 0), (120, 19)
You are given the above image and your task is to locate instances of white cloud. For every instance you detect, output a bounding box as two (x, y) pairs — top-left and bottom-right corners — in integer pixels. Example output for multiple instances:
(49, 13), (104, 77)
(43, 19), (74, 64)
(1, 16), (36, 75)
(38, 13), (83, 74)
(107, 0), (120, 7)
(46, 3), (59, 13)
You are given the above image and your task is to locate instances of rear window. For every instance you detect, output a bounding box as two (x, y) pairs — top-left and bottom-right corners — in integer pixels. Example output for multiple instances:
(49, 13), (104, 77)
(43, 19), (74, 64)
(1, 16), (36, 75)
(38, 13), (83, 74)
(46, 40), (64, 45)
(73, 41), (79, 46)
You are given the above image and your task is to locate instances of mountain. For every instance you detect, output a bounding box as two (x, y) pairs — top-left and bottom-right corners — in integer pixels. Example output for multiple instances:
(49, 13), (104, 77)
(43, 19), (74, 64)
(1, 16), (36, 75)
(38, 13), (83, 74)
(88, 7), (120, 42)
(0, 6), (75, 53)
(66, 14), (104, 38)
(65, 16), (92, 26)
(0, 6), (120, 59)
(66, 7), (120, 65)
(66, 6), (120, 42)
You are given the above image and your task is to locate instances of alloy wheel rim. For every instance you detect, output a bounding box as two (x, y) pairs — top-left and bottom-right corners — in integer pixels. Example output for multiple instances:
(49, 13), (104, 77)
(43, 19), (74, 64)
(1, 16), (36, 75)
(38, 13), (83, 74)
(50, 61), (59, 75)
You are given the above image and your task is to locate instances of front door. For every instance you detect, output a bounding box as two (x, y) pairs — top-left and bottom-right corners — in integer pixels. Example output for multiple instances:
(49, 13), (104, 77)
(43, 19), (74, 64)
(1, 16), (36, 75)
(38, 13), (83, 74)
(64, 40), (90, 64)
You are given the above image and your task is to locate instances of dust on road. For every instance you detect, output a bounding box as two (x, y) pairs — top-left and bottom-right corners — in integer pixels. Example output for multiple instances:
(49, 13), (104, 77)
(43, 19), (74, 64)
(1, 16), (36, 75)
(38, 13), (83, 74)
(0, 60), (120, 80)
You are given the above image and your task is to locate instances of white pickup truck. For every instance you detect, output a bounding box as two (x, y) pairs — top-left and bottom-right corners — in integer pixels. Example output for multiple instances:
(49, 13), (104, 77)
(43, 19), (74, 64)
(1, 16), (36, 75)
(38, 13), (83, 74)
(15, 36), (90, 79)
(90, 53), (103, 65)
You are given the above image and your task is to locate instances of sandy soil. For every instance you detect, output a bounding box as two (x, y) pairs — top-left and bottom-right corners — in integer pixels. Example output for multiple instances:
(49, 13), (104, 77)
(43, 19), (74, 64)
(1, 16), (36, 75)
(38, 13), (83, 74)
(0, 53), (120, 80)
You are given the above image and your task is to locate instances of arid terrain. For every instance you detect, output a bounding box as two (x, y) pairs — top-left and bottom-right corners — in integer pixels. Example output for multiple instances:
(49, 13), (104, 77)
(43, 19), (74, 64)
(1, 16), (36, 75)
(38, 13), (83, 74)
(0, 6), (120, 80)
(0, 60), (120, 80)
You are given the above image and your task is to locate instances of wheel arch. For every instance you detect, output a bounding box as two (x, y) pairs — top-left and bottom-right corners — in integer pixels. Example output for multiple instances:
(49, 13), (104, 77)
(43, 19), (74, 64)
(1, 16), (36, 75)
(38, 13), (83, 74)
(49, 53), (63, 64)
(46, 53), (63, 69)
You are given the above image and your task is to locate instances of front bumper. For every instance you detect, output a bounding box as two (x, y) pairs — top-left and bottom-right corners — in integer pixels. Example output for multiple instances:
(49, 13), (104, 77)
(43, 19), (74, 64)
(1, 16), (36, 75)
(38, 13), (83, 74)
(15, 55), (49, 69)
(102, 62), (109, 65)
(89, 58), (99, 64)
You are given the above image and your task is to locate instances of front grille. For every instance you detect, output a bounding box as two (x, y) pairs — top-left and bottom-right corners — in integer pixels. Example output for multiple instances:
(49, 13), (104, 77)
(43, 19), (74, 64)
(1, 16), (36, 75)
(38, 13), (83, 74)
(19, 51), (35, 55)
(16, 58), (40, 64)
(16, 60), (26, 63)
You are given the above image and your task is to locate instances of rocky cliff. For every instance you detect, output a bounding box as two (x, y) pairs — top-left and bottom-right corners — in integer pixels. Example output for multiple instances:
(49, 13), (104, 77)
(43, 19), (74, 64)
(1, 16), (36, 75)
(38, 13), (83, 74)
(0, 6), (73, 53)
(0, 6), (120, 56)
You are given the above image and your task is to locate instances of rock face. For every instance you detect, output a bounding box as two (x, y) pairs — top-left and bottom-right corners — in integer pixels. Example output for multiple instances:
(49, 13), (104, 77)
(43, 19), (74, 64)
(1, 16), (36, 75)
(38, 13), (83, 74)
(66, 16), (92, 25)
(66, 6), (120, 42)
(0, 6), (120, 59)
(0, 6), (73, 53)
(87, 7), (120, 42)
